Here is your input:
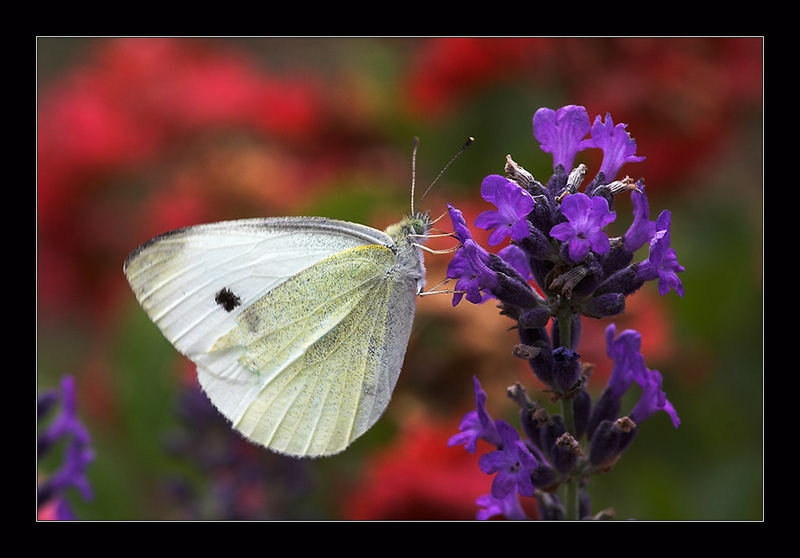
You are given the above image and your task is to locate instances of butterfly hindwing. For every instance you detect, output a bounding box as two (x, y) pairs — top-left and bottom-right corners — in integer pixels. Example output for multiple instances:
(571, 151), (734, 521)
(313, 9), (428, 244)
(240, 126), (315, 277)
(198, 244), (415, 457)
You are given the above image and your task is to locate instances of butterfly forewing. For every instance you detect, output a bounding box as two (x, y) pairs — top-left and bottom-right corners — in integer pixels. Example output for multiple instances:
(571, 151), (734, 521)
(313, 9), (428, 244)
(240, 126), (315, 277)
(124, 217), (392, 357)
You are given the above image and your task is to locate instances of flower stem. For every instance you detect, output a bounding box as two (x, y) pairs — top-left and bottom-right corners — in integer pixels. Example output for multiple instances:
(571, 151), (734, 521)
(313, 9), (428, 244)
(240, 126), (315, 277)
(557, 304), (580, 520)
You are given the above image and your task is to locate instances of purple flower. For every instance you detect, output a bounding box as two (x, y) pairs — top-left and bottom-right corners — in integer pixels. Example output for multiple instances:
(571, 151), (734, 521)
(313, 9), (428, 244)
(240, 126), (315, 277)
(448, 376), (502, 452)
(476, 488), (529, 520)
(636, 210), (685, 297)
(497, 244), (532, 280)
(478, 420), (537, 499)
(38, 375), (94, 518)
(605, 323), (648, 398)
(446, 239), (498, 306)
(550, 193), (616, 262)
(474, 175), (535, 246)
(589, 113), (646, 182)
(630, 369), (681, 429)
(623, 185), (656, 252)
(533, 105), (594, 171)
(447, 203), (473, 243)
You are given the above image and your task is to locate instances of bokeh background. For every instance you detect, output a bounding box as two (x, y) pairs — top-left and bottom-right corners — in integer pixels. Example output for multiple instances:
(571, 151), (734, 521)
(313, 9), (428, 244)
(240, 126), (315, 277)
(36, 37), (763, 520)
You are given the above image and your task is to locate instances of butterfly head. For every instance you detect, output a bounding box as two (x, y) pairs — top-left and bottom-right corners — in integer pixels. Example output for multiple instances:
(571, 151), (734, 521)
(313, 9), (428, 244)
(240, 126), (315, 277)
(385, 211), (433, 245)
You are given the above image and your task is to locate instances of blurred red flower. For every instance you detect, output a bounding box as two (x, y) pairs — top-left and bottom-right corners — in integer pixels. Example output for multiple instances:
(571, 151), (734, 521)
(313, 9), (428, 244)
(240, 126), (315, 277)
(406, 37), (762, 189)
(341, 417), (538, 520)
(37, 38), (326, 323)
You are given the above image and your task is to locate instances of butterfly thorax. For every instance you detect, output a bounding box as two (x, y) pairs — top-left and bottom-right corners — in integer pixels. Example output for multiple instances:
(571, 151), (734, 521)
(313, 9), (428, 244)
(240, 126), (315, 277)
(384, 211), (432, 295)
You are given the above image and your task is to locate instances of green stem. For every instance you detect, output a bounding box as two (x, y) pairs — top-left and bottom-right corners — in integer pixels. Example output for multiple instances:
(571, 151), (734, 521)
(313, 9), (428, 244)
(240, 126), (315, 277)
(557, 302), (580, 520)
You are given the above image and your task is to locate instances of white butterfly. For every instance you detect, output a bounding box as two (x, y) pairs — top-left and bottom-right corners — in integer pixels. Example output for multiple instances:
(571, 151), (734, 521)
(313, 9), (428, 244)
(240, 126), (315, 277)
(124, 213), (433, 458)
(124, 138), (471, 458)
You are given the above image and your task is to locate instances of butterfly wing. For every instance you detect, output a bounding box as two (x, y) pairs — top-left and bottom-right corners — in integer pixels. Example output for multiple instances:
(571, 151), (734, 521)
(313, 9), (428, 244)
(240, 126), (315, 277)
(202, 244), (416, 456)
(124, 217), (392, 357)
(124, 217), (416, 457)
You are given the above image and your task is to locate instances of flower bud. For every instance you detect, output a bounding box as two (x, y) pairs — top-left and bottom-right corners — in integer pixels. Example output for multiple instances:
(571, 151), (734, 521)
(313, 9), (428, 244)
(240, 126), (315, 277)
(585, 389), (622, 442)
(593, 265), (644, 297)
(539, 414), (566, 460)
(589, 416), (637, 467)
(572, 387), (592, 440)
(552, 432), (582, 474)
(488, 252), (541, 309)
(552, 347), (581, 394)
(601, 237), (634, 276)
(517, 223), (557, 261)
(580, 293), (626, 319)
(530, 462), (558, 489)
(518, 326), (554, 386)
(519, 307), (551, 329)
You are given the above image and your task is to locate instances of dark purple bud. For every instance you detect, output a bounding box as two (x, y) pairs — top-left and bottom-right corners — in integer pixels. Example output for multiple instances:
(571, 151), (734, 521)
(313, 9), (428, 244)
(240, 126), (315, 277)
(588, 420), (618, 467)
(527, 194), (556, 234)
(581, 293), (626, 319)
(552, 432), (582, 474)
(518, 326), (554, 386)
(531, 259), (556, 297)
(530, 462), (558, 489)
(539, 415), (566, 460)
(600, 238), (634, 277)
(589, 417), (638, 467)
(585, 388), (622, 442)
(584, 170), (607, 196)
(520, 404), (549, 450)
(519, 307), (551, 329)
(517, 221), (557, 261)
(487, 252), (541, 309)
(547, 164), (569, 198)
(572, 387), (592, 441)
(593, 265), (644, 297)
(552, 347), (581, 394)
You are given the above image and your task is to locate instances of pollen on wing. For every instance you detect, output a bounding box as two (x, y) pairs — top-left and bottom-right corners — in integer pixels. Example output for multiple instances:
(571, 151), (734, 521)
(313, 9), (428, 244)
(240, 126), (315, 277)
(215, 287), (242, 312)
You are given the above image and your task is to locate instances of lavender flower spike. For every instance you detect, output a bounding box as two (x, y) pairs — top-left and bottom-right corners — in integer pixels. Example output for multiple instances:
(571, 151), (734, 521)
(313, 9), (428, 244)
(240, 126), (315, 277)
(533, 105), (594, 172)
(636, 210), (685, 297)
(448, 375), (502, 452)
(550, 193), (616, 263)
(589, 113), (646, 182)
(474, 175), (535, 246)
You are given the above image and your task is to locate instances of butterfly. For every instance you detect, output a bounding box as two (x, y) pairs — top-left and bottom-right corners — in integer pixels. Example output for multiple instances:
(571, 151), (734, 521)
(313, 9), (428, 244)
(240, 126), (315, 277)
(123, 138), (472, 458)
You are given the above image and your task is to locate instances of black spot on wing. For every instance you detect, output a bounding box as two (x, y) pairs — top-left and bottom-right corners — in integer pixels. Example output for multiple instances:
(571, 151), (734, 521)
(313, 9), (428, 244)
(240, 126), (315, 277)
(215, 287), (242, 312)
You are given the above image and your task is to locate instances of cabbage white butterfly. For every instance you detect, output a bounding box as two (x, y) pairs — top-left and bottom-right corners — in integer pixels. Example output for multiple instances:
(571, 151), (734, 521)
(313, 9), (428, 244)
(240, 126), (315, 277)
(124, 138), (471, 458)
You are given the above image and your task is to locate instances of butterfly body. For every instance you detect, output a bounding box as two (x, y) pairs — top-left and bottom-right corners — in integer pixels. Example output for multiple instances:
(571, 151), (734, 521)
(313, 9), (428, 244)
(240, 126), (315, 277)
(124, 213), (431, 457)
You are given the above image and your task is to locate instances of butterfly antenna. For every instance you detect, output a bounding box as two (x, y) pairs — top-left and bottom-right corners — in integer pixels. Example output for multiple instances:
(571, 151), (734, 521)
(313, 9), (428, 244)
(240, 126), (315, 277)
(410, 136), (420, 215)
(418, 136), (475, 207)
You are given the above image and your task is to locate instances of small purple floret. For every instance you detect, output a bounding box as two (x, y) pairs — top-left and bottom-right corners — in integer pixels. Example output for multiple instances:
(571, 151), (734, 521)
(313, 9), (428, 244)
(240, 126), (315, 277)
(533, 105), (594, 172)
(550, 193), (616, 262)
(474, 175), (535, 246)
